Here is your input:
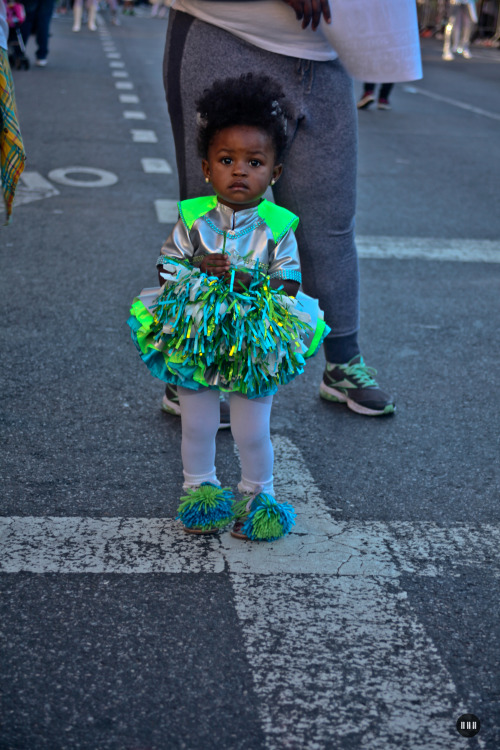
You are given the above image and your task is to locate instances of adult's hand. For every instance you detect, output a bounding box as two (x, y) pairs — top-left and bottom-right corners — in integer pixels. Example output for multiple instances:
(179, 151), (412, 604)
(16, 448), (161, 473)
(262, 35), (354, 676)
(281, 0), (331, 30)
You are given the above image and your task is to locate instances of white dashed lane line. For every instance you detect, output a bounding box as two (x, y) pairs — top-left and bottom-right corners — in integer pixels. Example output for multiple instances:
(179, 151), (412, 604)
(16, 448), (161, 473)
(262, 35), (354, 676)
(131, 129), (158, 143)
(141, 158), (172, 174)
(123, 111), (146, 120)
(154, 199), (179, 223)
(119, 94), (140, 104)
(100, 20), (171, 214)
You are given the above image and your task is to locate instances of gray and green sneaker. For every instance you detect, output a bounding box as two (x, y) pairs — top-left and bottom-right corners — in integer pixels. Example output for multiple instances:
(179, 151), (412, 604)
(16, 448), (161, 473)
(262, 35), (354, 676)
(161, 384), (231, 428)
(161, 384), (181, 416)
(319, 355), (395, 416)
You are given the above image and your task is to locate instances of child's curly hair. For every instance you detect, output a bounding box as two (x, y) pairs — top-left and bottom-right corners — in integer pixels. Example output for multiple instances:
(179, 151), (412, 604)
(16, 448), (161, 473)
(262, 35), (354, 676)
(196, 73), (293, 162)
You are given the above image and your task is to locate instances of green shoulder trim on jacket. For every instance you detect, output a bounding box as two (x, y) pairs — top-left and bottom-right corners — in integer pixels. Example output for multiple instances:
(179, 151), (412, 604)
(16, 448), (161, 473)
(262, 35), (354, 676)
(178, 196), (299, 243)
(257, 200), (299, 244)
(178, 195), (218, 230)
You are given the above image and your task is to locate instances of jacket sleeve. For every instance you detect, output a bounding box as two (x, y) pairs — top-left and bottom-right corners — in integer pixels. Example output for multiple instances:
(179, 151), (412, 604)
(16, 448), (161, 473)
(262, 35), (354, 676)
(156, 218), (195, 277)
(267, 229), (302, 284)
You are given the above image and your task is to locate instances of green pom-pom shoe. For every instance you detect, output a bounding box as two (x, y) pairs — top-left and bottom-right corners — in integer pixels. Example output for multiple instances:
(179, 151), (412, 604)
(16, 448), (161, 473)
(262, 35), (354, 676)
(231, 492), (296, 542)
(177, 482), (234, 535)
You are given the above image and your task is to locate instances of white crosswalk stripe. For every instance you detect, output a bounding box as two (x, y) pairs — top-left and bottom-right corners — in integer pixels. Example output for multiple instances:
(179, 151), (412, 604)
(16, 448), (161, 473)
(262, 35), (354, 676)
(1, 437), (495, 748)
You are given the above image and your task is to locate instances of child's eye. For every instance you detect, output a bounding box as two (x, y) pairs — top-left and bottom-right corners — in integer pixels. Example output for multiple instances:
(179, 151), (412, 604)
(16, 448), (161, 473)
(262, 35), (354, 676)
(249, 159), (262, 168)
(221, 157), (232, 165)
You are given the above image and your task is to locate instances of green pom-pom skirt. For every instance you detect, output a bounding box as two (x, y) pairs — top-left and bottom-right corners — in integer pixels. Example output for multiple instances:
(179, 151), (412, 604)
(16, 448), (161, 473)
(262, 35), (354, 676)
(128, 260), (330, 399)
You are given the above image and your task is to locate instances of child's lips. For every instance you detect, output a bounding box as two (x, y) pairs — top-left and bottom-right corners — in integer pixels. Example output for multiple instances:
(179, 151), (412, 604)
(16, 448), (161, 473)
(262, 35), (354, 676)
(229, 182), (248, 190)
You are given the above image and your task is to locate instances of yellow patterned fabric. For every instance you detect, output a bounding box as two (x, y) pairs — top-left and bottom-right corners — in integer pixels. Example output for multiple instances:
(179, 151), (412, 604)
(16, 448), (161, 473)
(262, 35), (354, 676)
(0, 48), (26, 223)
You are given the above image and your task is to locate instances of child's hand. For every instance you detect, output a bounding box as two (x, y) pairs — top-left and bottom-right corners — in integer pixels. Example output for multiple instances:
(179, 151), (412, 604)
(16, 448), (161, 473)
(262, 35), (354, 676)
(200, 253), (231, 277)
(270, 277), (300, 297)
(224, 269), (254, 291)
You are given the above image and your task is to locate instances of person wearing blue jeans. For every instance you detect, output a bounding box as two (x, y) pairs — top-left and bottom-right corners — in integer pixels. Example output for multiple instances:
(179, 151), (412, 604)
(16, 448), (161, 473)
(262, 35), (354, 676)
(161, 0), (396, 418)
(20, 0), (55, 66)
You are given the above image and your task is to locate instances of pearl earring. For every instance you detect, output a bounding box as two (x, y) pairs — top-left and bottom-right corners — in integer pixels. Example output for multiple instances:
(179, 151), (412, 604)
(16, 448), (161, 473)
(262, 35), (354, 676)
(271, 179), (276, 185)
(205, 177), (210, 183)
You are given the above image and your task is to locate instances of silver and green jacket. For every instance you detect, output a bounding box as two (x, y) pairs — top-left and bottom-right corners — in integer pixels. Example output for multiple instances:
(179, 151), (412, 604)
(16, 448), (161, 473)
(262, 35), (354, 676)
(157, 195), (302, 284)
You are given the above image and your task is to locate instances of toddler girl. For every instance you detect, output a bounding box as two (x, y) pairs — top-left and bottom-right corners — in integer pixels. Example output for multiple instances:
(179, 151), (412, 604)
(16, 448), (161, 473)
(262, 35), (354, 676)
(129, 73), (329, 541)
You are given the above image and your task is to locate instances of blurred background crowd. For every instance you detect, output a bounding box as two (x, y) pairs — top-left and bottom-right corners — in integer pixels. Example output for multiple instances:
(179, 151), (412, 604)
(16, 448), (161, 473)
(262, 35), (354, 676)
(417, 0), (500, 45)
(6, 0), (500, 74)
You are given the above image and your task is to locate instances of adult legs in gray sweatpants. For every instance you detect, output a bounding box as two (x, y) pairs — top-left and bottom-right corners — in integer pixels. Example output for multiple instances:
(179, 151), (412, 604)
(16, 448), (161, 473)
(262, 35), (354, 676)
(163, 10), (360, 363)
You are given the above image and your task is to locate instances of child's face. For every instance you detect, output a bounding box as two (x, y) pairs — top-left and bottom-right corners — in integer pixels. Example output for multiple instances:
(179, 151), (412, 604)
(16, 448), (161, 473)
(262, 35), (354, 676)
(202, 125), (282, 212)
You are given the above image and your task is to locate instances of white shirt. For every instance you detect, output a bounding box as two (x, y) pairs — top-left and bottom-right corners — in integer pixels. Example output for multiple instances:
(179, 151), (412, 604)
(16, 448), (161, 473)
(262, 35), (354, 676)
(169, 0), (338, 61)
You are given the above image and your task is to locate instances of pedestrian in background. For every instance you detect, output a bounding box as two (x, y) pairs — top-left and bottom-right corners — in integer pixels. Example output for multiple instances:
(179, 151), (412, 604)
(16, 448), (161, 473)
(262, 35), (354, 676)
(357, 83), (394, 111)
(162, 0), (396, 420)
(72, 0), (98, 31)
(442, 0), (478, 60)
(150, 0), (168, 18)
(19, 0), (55, 66)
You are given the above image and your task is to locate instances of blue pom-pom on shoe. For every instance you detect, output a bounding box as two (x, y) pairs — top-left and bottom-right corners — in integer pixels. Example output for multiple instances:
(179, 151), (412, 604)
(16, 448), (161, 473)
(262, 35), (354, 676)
(232, 493), (296, 541)
(177, 482), (234, 534)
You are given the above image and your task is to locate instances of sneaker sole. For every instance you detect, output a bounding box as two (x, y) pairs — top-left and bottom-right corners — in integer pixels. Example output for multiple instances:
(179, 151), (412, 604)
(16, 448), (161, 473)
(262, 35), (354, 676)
(183, 526), (220, 535)
(230, 529), (250, 540)
(161, 395), (181, 416)
(161, 394), (232, 429)
(230, 520), (250, 540)
(319, 382), (395, 416)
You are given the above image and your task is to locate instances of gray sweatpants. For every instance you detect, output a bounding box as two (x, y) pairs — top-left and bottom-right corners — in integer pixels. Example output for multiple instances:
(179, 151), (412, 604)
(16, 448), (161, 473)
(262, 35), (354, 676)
(163, 10), (360, 358)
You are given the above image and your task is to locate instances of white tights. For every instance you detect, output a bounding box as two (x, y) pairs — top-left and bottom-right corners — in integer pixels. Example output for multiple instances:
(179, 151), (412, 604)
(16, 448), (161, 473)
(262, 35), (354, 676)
(177, 387), (274, 495)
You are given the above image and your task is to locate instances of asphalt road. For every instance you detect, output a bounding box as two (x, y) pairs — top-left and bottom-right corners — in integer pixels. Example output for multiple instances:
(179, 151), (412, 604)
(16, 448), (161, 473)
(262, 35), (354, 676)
(1, 9), (499, 750)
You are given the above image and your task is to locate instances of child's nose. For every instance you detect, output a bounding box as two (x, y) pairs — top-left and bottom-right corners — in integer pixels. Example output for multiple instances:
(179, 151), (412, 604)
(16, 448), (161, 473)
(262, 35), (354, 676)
(233, 161), (247, 175)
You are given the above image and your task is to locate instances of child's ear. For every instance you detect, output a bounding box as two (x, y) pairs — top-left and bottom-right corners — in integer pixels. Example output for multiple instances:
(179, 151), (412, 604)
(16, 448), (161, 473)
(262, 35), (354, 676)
(271, 164), (283, 186)
(202, 160), (210, 182)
